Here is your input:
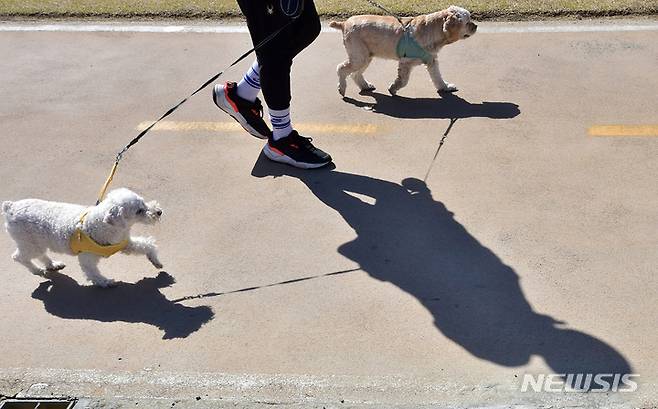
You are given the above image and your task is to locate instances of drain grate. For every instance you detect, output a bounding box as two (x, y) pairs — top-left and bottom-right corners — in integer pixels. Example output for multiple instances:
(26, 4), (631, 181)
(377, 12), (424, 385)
(0, 400), (75, 409)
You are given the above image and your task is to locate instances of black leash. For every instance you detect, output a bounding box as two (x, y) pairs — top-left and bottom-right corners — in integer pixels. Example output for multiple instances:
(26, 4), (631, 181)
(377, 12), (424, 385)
(96, 0), (430, 205)
(424, 118), (458, 182)
(95, 16), (298, 205)
(363, 0), (455, 183)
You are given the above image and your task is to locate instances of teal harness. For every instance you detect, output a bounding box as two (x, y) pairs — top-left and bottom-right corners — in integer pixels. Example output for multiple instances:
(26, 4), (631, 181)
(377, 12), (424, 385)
(396, 28), (433, 64)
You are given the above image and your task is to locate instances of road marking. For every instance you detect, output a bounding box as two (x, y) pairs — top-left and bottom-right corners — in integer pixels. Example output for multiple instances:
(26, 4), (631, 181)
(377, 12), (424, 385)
(589, 125), (658, 137)
(136, 121), (378, 134)
(2, 22), (658, 34)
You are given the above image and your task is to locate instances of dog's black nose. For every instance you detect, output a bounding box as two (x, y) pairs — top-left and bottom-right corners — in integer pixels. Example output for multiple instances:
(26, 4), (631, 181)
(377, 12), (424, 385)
(156, 210), (162, 216)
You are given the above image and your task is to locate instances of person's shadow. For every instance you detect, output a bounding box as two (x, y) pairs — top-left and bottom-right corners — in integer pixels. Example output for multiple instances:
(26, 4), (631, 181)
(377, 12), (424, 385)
(343, 91), (520, 120)
(32, 271), (214, 340)
(252, 157), (631, 389)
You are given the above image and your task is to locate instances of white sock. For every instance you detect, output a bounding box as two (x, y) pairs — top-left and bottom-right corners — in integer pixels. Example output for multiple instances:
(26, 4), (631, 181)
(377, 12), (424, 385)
(236, 59), (261, 102)
(269, 107), (293, 141)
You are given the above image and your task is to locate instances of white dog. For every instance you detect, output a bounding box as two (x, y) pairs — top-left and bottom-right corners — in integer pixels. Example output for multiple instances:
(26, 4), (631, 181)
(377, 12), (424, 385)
(2, 188), (163, 287)
(330, 5), (477, 96)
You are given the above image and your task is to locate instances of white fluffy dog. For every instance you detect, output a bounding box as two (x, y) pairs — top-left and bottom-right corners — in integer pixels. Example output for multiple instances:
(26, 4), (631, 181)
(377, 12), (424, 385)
(330, 5), (477, 96)
(2, 188), (163, 287)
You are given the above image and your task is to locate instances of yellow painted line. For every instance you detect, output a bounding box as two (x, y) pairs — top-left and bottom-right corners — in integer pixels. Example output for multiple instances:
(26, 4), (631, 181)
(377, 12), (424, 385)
(589, 125), (658, 137)
(137, 121), (378, 134)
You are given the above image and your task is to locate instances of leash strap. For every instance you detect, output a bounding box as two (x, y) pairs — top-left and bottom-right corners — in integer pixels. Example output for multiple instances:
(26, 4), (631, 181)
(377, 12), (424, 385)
(95, 16), (298, 205)
(424, 118), (458, 182)
(97, 161), (119, 205)
(96, 0), (417, 205)
(362, 0), (408, 28)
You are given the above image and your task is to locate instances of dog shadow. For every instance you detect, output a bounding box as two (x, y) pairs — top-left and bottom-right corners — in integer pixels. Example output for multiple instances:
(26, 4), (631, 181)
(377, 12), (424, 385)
(31, 271), (214, 340)
(251, 156), (632, 388)
(343, 91), (520, 120)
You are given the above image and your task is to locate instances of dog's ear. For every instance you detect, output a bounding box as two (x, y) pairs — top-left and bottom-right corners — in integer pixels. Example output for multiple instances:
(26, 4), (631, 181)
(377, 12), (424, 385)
(103, 205), (126, 227)
(443, 11), (461, 33)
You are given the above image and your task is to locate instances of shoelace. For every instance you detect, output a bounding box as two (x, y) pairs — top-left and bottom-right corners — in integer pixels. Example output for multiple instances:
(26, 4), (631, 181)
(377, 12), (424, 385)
(291, 132), (314, 147)
(291, 133), (319, 153)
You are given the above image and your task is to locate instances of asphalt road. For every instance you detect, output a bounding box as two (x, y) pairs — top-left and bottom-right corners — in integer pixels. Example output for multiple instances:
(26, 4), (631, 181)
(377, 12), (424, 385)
(0, 20), (657, 408)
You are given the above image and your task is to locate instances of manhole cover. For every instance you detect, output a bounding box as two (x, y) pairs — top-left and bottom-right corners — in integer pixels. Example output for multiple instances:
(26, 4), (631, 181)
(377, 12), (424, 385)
(0, 400), (75, 409)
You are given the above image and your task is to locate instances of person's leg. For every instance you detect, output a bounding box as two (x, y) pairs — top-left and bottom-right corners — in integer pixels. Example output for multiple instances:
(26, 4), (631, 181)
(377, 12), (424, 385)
(257, 0), (321, 112)
(257, 55), (292, 114)
(237, 0), (331, 168)
(211, 0), (272, 139)
(269, 107), (293, 140)
(289, 0), (322, 59)
(256, 0), (320, 141)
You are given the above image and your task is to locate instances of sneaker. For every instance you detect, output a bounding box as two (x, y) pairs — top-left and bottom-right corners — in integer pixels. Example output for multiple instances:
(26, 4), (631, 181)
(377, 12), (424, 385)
(213, 82), (271, 139)
(262, 130), (333, 169)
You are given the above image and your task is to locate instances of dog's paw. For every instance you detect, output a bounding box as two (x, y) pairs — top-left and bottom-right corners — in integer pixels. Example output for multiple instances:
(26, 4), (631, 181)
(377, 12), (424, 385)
(388, 84), (399, 96)
(438, 83), (458, 93)
(46, 261), (66, 271)
(359, 83), (376, 93)
(148, 254), (163, 270)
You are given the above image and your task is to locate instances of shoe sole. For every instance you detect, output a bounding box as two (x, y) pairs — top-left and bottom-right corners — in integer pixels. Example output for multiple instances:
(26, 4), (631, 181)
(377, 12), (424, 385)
(262, 144), (331, 169)
(213, 84), (269, 140)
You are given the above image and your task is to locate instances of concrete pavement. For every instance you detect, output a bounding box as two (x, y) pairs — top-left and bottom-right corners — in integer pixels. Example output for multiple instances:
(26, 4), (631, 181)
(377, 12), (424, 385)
(0, 20), (657, 408)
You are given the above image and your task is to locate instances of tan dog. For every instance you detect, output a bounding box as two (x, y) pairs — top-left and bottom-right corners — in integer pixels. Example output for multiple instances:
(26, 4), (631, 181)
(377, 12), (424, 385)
(330, 6), (477, 96)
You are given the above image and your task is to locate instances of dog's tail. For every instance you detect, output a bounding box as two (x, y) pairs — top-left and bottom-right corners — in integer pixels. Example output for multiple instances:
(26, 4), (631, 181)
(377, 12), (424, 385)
(329, 21), (344, 31)
(2, 201), (12, 216)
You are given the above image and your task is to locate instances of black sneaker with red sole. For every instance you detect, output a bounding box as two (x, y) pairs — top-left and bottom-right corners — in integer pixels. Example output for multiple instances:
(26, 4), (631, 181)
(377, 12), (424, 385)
(262, 130), (332, 169)
(213, 81), (271, 139)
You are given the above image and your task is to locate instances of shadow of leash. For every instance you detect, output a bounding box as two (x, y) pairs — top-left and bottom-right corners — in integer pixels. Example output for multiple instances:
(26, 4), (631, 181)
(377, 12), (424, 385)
(171, 267), (362, 303)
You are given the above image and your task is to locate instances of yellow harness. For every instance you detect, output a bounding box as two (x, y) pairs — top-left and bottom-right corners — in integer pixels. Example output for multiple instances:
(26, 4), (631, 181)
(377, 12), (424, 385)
(70, 211), (129, 258)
